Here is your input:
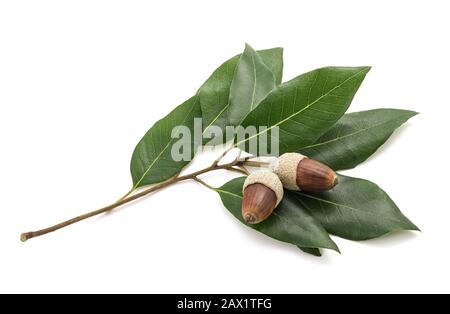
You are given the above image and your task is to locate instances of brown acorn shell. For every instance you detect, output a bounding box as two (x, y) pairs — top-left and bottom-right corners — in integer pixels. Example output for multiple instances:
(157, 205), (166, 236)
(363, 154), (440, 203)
(296, 158), (338, 192)
(242, 183), (277, 224)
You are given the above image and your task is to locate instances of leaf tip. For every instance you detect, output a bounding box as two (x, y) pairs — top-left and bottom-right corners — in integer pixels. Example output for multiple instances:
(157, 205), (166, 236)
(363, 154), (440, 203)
(361, 65), (372, 73)
(399, 109), (419, 118)
(327, 241), (341, 254)
(244, 42), (254, 51)
(410, 223), (421, 232)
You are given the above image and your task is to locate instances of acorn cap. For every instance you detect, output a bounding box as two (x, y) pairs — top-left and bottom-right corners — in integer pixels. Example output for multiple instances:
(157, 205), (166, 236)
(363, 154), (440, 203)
(243, 171), (284, 206)
(274, 152), (338, 192)
(273, 153), (306, 191)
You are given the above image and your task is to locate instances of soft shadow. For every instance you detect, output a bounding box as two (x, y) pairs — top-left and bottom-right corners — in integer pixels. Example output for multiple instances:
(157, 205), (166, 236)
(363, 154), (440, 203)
(212, 196), (337, 263)
(367, 123), (411, 160)
(358, 123), (412, 166)
(93, 178), (217, 222)
(92, 183), (180, 222)
(95, 179), (337, 262)
(363, 230), (420, 248)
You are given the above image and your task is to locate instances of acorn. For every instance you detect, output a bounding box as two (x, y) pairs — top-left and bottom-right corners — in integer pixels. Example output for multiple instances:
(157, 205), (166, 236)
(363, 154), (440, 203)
(273, 153), (338, 192)
(242, 171), (284, 224)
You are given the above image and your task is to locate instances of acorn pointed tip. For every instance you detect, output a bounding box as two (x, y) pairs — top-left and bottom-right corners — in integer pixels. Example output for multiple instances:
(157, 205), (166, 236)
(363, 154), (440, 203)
(333, 174), (339, 187)
(244, 213), (257, 224)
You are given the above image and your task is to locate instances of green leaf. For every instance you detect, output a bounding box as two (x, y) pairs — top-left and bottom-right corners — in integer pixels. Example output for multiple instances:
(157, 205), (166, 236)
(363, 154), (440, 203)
(236, 67), (370, 155)
(298, 247), (322, 257)
(259, 48), (283, 85)
(130, 96), (201, 188)
(299, 109), (418, 170)
(228, 44), (277, 125)
(217, 177), (340, 252)
(198, 48), (283, 137)
(292, 175), (419, 241)
(129, 48), (283, 187)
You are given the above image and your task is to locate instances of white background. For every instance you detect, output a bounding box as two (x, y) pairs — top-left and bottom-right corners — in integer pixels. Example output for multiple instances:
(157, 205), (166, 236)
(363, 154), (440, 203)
(1, 0), (449, 294)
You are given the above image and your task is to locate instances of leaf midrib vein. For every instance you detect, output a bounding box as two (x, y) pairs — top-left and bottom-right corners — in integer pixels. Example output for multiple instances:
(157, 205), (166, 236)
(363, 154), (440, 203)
(218, 189), (334, 249)
(203, 102), (229, 131)
(297, 192), (405, 224)
(235, 68), (367, 147)
(216, 189), (242, 198)
(301, 119), (398, 149)
(250, 51), (258, 110)
(133, 101), (197, 188)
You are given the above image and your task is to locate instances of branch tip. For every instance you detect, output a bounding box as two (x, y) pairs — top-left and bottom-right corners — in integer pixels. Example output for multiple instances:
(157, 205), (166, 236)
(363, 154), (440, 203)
(20, 233), (30, 242)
